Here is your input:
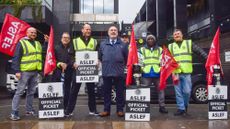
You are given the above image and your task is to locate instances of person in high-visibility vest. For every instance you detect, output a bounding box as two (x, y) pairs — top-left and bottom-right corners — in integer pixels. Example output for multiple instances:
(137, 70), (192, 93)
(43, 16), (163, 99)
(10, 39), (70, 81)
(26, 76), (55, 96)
(65, 23), (99, 117)
(139, 34), (168, 114)
(168, 29), (207, 116)
(10, 27), (48, 121)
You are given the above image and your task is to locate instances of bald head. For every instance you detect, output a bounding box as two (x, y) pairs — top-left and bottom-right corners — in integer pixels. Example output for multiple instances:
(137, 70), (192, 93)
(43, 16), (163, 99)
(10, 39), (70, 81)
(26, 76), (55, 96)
(81, 23), (91, 38)
(26, 27), (37, 40)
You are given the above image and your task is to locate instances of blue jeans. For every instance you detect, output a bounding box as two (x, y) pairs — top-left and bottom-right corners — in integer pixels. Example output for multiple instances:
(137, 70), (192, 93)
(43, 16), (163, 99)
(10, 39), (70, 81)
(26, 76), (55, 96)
(12, 72), (38, 115)
(174, 74), (192, 110)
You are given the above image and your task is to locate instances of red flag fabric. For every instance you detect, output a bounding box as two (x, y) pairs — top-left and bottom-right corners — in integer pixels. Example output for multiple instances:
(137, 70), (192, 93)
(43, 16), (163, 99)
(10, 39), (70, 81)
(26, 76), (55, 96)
(44, 26), (56, 75)
(0, 13), (30, 56)
(159, 46), (179, 90)
(205, 27), (223, 85)
(126, 24), (138, 86)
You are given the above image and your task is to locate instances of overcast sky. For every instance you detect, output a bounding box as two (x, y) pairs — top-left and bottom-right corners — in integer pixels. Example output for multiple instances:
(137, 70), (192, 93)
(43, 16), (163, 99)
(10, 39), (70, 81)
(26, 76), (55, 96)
(119, 0), (145, 23)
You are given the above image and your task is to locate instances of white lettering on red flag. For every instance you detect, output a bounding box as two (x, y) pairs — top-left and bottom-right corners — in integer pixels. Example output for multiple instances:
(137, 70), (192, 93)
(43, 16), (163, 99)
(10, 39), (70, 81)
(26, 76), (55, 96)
(0, 14), (30, 56)
(159, 46), (179, 90)
(44, 26), (56, 75)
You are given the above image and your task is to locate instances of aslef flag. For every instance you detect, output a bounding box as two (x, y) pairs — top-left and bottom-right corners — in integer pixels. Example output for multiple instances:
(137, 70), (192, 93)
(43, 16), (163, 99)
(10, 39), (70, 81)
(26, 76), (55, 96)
(159, 46), (179, 90)
(126, 24), (138, 86)
(205, 27), (223, 85)
(44, 26), (56, 75)
(0, 13), (30, 56)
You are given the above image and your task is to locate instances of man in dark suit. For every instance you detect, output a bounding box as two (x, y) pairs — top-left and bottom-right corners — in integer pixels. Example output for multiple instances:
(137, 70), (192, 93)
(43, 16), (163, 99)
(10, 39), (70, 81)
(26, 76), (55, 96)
(99, 25), (128, 117)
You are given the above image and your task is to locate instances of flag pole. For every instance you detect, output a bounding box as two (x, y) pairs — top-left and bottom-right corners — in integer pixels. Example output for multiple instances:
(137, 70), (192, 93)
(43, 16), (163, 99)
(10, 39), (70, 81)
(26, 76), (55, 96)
(36, 29), (46, 36)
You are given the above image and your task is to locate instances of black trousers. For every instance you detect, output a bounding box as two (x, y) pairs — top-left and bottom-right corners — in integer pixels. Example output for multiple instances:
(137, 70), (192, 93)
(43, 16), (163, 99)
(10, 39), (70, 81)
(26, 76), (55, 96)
(102, 76), (125, 112)
(51, 66), (73, 111)
(66, 72), (97, 114)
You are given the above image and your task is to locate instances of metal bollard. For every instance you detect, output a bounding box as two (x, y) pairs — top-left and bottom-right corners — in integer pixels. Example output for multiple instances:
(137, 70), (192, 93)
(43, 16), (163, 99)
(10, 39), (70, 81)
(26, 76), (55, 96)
(133, 64), (142, 86)
(213, 65), (221, 86)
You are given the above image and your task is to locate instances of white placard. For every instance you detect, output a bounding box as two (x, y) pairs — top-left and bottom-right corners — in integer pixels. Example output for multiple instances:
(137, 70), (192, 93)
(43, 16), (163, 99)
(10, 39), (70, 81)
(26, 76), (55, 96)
(126, 88), (151, 102)
(38, 82), (63, 98)
(208, 85), (228, 120)
(125, 113), (150, 121)
(75, 51), (99, 83)
(38, 82), (64, 118)
(208, 112), (228, 120)
(208, 85), (228, 100)
(126, 88), (151, 121)
(225, 51), (230, 62)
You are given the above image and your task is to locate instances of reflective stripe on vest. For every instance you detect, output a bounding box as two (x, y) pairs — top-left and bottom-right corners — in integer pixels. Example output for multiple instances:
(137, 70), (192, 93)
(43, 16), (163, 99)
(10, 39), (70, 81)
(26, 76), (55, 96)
(20, 40), (42, 71)
(141, 47), (162, 73)
(169, 40), (192, 73)
(73, 37), (97, 51)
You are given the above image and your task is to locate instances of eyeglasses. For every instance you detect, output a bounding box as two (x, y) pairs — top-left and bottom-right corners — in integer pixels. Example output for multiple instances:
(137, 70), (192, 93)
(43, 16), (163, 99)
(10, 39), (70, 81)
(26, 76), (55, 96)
(62, 37), (70, 39)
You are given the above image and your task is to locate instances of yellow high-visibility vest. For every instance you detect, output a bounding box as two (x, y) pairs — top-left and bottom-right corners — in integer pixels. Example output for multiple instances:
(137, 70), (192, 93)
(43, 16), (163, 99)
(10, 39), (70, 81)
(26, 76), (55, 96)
(20, 39), (42, 71)
(168, 40), (193, 73)
(73, 37), (97, 51)
(141, 47), (162, 73)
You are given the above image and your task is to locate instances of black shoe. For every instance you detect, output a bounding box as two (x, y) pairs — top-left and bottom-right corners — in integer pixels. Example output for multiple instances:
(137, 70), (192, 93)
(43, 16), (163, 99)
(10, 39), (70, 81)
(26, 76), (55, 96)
(159, 107), (168, 114)
(174, 109), (186, 116)
(185, 106), (188, 113)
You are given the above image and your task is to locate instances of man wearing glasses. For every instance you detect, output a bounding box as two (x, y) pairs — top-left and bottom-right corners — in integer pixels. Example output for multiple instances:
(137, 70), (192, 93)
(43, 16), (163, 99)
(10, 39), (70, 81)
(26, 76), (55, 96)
(52, 32), (73, 113)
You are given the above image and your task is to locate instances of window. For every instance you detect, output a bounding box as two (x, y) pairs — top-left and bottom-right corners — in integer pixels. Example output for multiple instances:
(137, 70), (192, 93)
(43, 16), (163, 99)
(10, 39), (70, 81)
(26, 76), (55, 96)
(81, 0), (93, 14)
(94, 0), (103, 13)
(104, 0), (114, 14)
(80, 0), (114, 14)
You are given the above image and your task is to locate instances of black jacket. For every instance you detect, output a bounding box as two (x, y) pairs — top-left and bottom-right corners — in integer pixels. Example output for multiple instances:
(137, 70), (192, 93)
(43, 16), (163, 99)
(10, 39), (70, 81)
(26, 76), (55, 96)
(55, 42), (73, 67)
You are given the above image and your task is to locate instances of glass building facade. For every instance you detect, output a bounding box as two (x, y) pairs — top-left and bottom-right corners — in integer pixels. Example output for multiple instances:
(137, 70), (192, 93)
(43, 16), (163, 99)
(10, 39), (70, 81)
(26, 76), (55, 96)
(80, 0), (114, 14)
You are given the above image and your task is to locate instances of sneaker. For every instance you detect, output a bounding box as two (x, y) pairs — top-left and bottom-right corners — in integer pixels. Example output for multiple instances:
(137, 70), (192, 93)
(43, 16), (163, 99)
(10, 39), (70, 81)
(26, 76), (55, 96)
(174, 109), (186, 116)
(89, 111), (99, 116)
(65, 112), (74, 117)
(25, 111), (37, 116)
(10, 114), (20, 121)
(159, 107), (168, 114)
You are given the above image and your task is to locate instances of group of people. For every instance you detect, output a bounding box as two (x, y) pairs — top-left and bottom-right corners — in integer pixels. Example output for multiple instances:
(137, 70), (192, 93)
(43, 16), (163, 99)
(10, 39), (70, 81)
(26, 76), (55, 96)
(9, 23), (207, 121)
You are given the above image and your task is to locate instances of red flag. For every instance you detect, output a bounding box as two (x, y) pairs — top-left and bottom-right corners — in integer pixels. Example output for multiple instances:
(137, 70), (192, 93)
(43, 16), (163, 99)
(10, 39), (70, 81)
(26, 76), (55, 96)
(205, 27), (223, 85)
(159, 46), (179, 90)
(44, 26), (56, 75)
(0, 13), (30, 56)
(126, 24), (138, 86)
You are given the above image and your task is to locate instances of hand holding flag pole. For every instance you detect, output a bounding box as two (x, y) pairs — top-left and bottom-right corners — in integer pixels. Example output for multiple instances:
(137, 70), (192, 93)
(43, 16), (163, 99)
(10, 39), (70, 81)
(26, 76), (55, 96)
(159, 46), (179, 90)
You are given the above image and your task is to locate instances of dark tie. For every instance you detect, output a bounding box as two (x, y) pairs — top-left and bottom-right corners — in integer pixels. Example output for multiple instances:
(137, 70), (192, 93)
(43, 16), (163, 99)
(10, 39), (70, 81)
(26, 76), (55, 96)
(111, 40), (115, 45)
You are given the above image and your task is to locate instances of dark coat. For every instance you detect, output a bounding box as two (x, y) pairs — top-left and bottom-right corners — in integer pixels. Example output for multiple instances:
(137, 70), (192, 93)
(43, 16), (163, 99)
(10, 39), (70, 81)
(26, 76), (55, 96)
(99, 38), (128, 77)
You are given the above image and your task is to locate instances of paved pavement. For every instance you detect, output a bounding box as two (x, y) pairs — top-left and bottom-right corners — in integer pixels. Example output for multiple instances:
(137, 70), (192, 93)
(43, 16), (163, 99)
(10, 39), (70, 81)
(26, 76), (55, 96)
(0, 87), (230, 129)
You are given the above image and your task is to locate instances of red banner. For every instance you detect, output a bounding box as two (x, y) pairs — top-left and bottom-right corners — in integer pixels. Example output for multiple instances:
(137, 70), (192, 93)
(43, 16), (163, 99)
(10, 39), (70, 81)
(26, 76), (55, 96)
(159, 46), (179, 90)
(205, 27), (223, 85)
(126, 24), (138, 86)
(44, 26), (56, 75)
(0, 13), (30, 56)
